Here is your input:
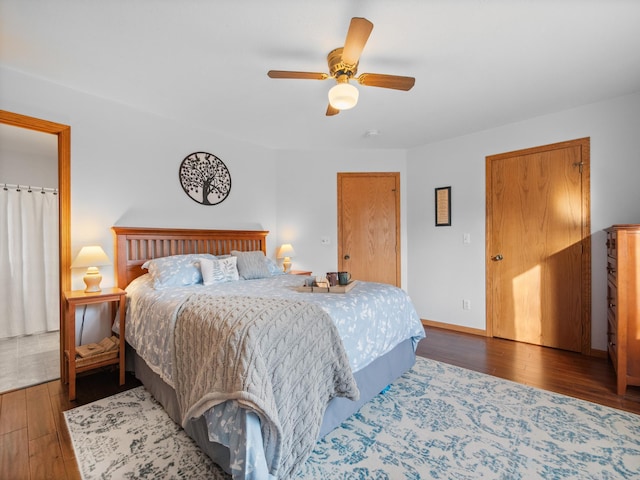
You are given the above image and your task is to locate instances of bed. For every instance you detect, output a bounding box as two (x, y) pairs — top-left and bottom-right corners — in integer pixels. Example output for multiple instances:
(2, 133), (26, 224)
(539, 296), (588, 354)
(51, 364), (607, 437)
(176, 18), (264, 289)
(112, 226), (425, 479)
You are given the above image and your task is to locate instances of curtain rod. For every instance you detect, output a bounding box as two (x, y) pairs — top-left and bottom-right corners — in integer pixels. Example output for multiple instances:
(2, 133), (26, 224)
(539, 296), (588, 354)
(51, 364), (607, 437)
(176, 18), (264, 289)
(2, 183), (58, 194)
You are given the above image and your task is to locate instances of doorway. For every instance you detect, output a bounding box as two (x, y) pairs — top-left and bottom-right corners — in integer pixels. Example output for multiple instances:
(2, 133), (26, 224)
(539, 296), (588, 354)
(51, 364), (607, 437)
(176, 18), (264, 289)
(0, 110), (71, 382)
(337, 172), (400, 286)
(486, 138), (591, 353)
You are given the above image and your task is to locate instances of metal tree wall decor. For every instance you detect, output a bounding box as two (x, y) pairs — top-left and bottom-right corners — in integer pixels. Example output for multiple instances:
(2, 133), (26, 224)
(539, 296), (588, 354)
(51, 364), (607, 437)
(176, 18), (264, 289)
(179, 152), (231, 205)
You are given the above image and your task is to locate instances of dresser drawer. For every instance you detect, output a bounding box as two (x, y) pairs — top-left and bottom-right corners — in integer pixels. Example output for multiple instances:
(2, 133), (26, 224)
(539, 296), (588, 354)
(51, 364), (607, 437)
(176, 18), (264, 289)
(607, 279), (617, 318)
(608, 313), (618, 370)
(606, 256), (617, 284)
(606, 230), (617, 258)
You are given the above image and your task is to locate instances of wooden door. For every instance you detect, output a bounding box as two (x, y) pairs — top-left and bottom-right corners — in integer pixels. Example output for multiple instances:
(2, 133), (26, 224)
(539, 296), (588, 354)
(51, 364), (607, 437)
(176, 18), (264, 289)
(337, 172), (400, 286)
(486, 138), (591, 353)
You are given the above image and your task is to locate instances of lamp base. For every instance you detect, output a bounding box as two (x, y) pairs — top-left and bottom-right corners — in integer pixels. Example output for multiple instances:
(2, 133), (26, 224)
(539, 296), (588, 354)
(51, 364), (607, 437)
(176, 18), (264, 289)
(282, 258), (292, 273)
(83, 270), (103, 293)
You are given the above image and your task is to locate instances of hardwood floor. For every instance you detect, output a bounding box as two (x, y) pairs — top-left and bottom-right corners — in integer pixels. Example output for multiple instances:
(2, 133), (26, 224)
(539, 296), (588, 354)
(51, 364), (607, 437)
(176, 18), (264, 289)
(2, 326), (639, 479)
(0, 368), (141, 480)
(416, 326), (640, 414)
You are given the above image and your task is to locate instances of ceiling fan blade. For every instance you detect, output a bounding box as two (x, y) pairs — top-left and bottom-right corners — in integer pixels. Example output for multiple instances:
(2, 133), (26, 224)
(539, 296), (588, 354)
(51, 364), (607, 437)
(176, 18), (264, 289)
(326, 104), (340, 116)
(357, 73), (415, 91)
(341, 17), (374, 66)
(267, 70), (329, 80)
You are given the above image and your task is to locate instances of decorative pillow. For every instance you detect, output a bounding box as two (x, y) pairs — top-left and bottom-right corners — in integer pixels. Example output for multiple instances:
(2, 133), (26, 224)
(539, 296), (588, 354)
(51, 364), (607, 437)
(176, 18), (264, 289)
(265, 257), (284, 275)
(218, 256), (239, 281)
(231, 250), (271, 280)
(142, 254), (216, 289)
(199, 257), (226, 286)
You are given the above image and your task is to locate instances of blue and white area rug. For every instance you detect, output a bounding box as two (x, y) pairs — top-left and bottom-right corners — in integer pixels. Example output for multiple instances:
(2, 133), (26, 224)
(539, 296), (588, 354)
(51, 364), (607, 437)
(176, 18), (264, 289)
(64, 357), (640, 479)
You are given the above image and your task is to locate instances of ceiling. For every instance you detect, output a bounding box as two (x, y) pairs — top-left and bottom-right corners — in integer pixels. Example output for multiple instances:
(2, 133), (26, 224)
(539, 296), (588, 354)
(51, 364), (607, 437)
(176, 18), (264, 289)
(1, 0), (639, 151)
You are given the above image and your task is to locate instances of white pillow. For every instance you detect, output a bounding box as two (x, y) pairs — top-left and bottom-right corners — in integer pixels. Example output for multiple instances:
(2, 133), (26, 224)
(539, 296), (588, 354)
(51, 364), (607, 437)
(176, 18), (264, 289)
(219, 256), (240, 281)
(200, 256), (239, 285)
(199, 257), (225, 285)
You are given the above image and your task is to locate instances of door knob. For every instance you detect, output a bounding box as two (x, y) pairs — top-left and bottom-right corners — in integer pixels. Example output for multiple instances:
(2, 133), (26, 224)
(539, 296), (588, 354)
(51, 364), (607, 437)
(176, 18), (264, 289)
(492, 254), (504, 261)
(344, 254), (350, 260)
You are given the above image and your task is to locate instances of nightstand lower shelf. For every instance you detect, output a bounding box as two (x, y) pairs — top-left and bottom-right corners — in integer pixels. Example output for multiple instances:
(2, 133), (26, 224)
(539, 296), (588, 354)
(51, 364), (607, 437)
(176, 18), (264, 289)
(67, 348), (119, 369)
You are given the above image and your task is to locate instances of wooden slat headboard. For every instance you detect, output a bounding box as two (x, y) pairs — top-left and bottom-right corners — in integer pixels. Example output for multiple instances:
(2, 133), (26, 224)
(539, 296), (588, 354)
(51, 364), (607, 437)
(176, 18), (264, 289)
(111, 226), (269, 289)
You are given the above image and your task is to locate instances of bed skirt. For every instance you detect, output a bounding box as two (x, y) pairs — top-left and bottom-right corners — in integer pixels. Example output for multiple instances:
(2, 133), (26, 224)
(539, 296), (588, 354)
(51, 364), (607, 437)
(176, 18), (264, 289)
(131, 338), (416, 476)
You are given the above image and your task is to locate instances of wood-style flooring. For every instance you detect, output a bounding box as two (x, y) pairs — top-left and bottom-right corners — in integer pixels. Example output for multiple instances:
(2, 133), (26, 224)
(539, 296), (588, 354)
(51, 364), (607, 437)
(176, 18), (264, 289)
(2, 326), (639, 479)
(0, 369), (141, 480)
(416, 327), (640, 414)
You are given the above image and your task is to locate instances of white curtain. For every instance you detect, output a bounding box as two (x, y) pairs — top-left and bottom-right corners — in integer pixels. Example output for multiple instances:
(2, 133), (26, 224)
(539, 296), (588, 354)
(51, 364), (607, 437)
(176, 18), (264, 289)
(0, 185), (59, 338)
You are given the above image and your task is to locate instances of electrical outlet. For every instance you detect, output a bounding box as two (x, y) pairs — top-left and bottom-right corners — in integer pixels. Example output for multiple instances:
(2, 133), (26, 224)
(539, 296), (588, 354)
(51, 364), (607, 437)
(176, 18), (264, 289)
(463, 299), (471, 310)
(320, 236), (330, 245)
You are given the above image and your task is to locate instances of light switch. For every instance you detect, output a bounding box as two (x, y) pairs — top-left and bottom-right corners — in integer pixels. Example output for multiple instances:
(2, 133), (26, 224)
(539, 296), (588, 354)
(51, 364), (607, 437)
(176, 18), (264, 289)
(463, 233), (471, 245)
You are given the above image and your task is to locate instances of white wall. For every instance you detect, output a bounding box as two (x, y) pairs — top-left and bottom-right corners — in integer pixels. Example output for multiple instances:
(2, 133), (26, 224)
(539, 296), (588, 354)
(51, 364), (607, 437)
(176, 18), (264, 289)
(274, 149), (408, 285)
(407, 92), (640, 350)
(0, 124), (58, 186)
(4, 65), (639, 351)
(1, 66), (278, 341)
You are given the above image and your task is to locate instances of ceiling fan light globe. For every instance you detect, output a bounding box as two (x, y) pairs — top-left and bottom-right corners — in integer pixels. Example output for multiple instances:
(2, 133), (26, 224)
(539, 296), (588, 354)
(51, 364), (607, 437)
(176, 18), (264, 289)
(328, 83), (359, 110)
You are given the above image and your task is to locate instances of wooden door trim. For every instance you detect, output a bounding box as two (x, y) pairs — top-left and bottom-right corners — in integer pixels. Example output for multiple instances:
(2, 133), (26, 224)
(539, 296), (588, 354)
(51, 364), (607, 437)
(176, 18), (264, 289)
(485, 137), (591, 354)
(337, 172), (401, 287)
(0, 110), (71, 374)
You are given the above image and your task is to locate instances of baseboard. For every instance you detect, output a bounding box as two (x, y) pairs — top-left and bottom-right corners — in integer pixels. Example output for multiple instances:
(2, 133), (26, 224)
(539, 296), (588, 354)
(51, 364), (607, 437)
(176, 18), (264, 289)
(422, 319), (610, 358)
(421, 319), (487, 337)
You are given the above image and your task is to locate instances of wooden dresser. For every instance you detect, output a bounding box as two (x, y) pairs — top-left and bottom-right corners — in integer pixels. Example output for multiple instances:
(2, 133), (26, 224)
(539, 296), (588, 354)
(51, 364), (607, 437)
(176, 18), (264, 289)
(606, 224), (640, 395)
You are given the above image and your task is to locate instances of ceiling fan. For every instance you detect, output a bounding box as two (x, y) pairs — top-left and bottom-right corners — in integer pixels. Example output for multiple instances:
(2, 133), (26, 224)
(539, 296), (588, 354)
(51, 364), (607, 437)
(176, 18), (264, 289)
(267, 17), (415, 116)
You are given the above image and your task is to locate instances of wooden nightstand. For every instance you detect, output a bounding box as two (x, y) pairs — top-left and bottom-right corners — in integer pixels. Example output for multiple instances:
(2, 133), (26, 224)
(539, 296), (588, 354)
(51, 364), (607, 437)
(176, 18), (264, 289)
(63, 287), (126, 401)
(289, 270), (312, 276)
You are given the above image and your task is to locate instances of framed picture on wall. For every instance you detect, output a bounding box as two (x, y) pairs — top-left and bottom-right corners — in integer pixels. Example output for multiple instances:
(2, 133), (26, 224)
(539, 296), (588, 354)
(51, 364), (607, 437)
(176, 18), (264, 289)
(435, 186), (451, 226)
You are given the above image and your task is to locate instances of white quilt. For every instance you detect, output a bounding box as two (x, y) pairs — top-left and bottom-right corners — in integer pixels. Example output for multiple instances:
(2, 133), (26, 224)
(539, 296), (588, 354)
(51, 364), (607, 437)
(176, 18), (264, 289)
(124, 273), (425, 387)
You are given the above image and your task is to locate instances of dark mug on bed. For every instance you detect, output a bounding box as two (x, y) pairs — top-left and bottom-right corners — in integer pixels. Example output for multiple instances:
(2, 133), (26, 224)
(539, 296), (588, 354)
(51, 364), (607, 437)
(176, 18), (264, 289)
(338, 271), (351, 285)
(326, 272), (338, 286)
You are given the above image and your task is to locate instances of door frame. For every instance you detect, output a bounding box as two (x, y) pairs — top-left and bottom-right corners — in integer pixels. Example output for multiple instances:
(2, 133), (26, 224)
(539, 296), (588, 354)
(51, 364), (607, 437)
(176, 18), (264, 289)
(485, 138), (591, 354)
(0, 110), (71, 375)
(337, 172), (401, 287)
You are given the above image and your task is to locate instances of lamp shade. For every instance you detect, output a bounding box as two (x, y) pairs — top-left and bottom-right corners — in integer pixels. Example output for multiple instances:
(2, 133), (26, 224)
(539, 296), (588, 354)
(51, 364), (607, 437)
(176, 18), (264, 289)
(277, 244), (296, 259)
(71, 246), (111, 269)
(328, 82), (359, 110)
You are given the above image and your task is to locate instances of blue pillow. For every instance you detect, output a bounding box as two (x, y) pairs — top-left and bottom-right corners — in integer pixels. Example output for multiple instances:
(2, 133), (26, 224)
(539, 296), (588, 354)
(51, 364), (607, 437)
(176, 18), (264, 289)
(265, 257), (284, 275)
(142, 254), (216, 289)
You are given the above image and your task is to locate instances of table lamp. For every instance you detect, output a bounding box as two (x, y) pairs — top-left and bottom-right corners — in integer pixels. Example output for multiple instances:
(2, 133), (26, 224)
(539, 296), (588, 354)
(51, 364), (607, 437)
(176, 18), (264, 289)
(71, 245), (111, 292)
(277, 243), (296, 273)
